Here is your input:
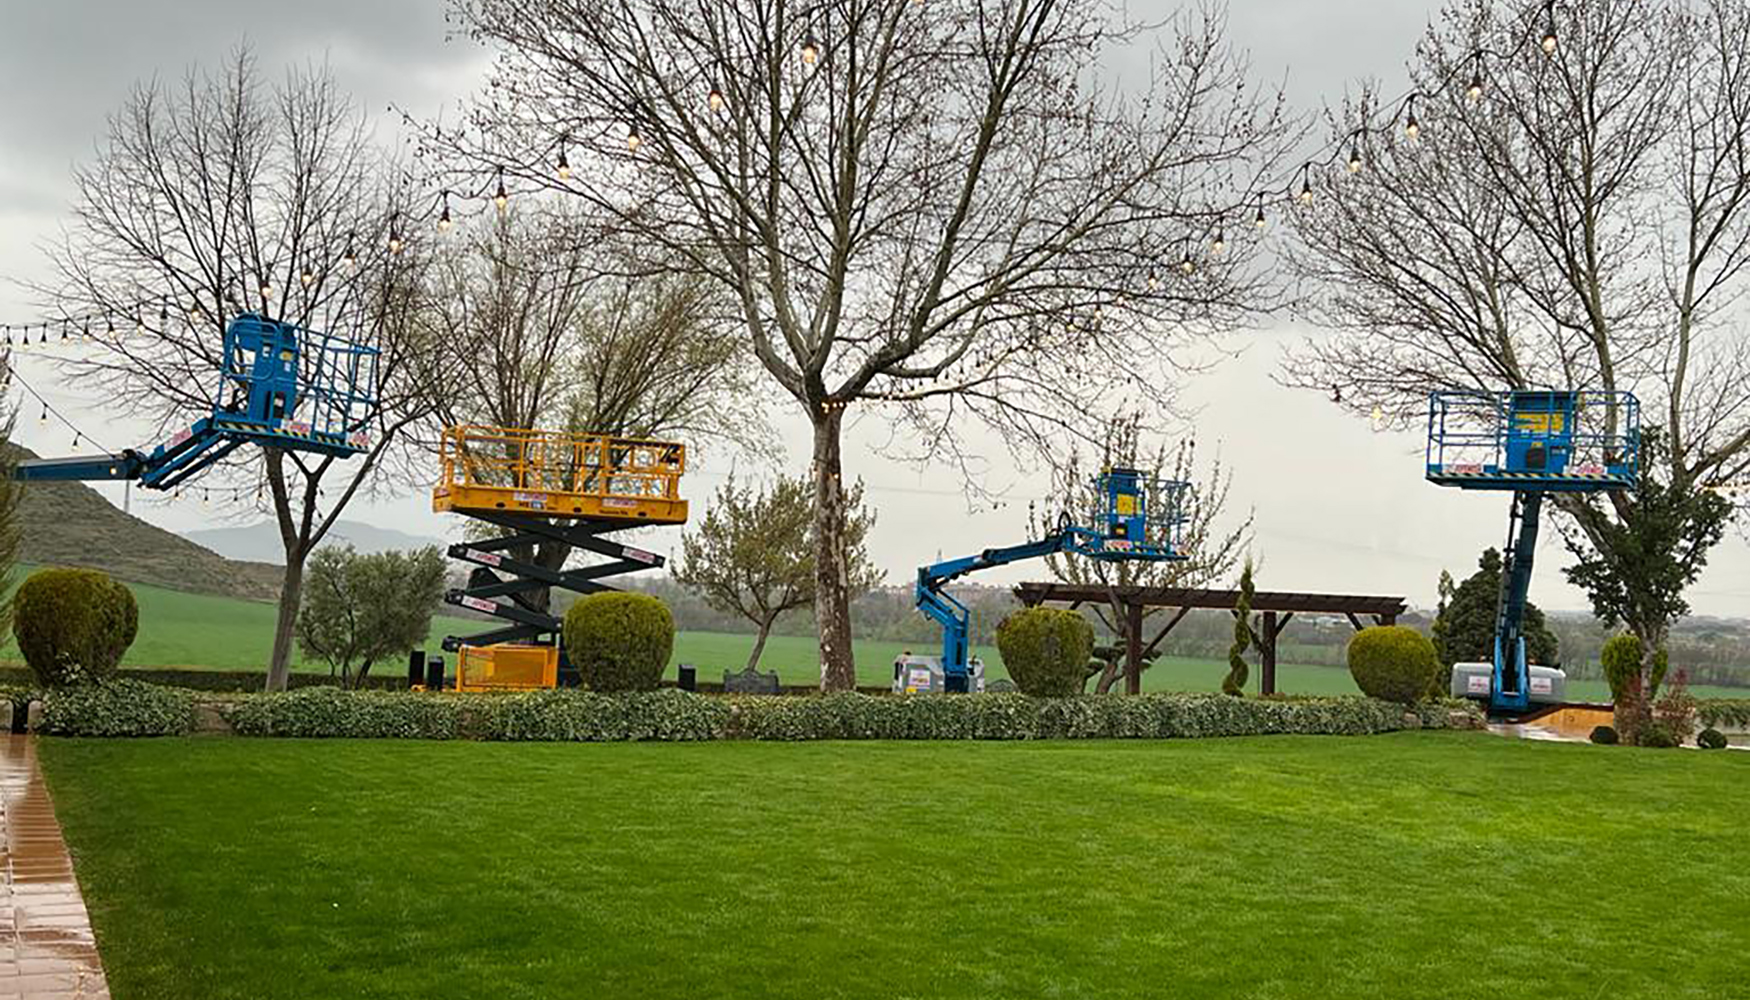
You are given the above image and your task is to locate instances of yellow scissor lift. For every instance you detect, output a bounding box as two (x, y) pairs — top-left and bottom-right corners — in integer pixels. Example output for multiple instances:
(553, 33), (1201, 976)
(432, 425), (688, 692)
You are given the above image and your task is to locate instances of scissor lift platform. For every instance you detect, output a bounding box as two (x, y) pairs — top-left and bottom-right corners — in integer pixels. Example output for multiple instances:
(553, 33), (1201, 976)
(431, 425), (687, 661)
(432, 425), (687, 524)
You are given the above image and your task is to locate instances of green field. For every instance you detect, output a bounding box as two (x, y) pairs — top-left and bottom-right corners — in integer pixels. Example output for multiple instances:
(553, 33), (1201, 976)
(40, 733), (1750, 1000)
(3, 574), (1745, 700)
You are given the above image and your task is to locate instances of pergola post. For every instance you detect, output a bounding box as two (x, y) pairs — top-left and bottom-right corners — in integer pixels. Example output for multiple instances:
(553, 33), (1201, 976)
(1125, 601), (1144, 695)
(1260, 610), (1277, 696)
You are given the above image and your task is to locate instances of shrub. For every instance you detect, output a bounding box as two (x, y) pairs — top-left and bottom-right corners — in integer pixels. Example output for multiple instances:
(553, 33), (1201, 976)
(217, 689), (1478, 742)
(228, 687), (464, 739)
(1590, 725), (1619, 745)
(1697, 699), (1750, 730)
(563, 593), (675, 692)
(1600, 634), (1644, 703)
(37, 680), (195, 737)
(1652, 670), (1697, 743)
(1346, 626), (1439, 705)
(484, 689), (728, 742)
(12, 567), (139, 686)
(1639, 721), (1679, 749)
(995, 608), (1095, 697)
(1696, 728), (1728, 750)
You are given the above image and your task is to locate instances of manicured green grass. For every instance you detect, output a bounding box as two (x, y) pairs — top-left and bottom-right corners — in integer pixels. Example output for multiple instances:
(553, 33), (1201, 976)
(40, 734), (1749, 1000)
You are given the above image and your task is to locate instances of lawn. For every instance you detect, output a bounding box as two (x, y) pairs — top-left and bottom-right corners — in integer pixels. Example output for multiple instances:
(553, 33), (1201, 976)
(40, 733), (1749, 1000)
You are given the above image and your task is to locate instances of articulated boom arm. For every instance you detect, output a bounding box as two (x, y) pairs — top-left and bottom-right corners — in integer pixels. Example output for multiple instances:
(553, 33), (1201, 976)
(12, 314), (377, 492)
(916, 530), (1084, 677)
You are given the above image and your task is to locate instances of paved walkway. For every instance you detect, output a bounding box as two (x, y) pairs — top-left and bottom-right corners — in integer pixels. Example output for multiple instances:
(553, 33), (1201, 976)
(0, 736), (107, 999)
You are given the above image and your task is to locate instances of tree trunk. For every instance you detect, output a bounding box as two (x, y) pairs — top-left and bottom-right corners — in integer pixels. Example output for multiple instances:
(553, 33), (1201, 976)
(266, 554), (306, 692)
(811, 409), (856, 691)
(745, 620), (774, 672)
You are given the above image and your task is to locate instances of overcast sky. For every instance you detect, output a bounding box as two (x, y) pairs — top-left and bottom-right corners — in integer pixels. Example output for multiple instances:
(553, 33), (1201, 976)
(2, 0), (1747, 616)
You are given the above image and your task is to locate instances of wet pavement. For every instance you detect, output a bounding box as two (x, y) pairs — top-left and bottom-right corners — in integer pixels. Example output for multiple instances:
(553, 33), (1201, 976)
(0, 736), (107, 999)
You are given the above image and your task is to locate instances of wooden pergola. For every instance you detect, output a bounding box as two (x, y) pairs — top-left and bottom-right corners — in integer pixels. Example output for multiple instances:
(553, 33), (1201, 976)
(1013, 583), (1408, 696)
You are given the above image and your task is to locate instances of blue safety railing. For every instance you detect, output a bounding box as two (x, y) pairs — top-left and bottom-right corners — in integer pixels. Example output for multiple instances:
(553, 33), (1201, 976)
(1425, 390), (1640, 492)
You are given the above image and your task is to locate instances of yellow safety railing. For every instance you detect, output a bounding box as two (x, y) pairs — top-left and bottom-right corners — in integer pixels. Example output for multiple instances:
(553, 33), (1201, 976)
(434, 425), (687, 521)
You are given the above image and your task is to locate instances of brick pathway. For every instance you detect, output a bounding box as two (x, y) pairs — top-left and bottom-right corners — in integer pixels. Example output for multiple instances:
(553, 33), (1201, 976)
(0, 736), (107, 999)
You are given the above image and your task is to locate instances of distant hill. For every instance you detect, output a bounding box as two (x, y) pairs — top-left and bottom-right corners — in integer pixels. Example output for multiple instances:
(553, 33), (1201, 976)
(9, 447), (283, 600)
(186, 520), (447, 564)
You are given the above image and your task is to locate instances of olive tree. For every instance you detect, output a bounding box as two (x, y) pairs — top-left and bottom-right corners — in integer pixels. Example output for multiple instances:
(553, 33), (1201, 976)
(297, 545), (448, 688)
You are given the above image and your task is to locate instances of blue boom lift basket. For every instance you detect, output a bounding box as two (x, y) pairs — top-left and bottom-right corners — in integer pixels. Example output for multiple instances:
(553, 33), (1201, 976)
(17, 313), (379, 491)
(1425, 390), (1639, 492)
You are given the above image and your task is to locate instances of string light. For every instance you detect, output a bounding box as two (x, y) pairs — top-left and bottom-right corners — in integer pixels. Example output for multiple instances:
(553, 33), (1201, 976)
(708, 87), (724, 112)
(801, 36), (820, 65)
(494, 168), (508, 211)
(626, 128), (642, 152)
(1299, 170), (1314, 205)
(388, 213), (404, 255)
(37, 406), (46, 426)
(344, 234), (358, 271)
(1179, 251), (1195, 275)
(556, 141), (570, 181)
(1467, 71), (1485, 102)
(1541, 2), (1559, 54)
(260, 275), (274, 300)
(439, 193), (453, 232)
(1253, 195), (1267, 231)
(300, 263), (315, 287)
(1146, 270), (1159, 292)
(1212, 229), (1226, 255)
(1348, 145), (1363, 173)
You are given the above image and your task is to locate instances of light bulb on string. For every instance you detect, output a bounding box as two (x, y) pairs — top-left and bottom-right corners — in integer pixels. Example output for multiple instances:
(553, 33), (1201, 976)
(556, 142), (570, 181)
(1253, 196), (1267, 231)
(82, 320), (91, 342)
(439, 193), (453, 232)
(708, 87), (724, 112)
(1299, 174), (1314, 206)
(801, 36), (820, 66)
(1212, 229), (1226, 255)
(60, 321), (68, 342)
(1403, 96), (1420, 140)
(626, 128), (642, 152)
(37, 406), (46, 426)
(494, 168), (508, 211)
(1179, 252), (1195, 275)
(301, 264), (314, 287)
(1541, 11), (1558, 54)
(1146, 270), (1159, 292)
(344, 235), (358, 271)
(1467, 72), (1485, 102)
(1348, 145), (1363, 173)
(71, 433), (80, 452)
(260, 277), (274, 300)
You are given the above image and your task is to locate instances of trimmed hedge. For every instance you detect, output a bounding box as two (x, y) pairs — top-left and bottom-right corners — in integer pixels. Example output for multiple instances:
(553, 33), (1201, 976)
(12, 568), (139, 687)
(563, 592), (675, 692)
(217, 688), (1485, 742)
(996, 607), (1095, 697)
(1347, 626), (1439, 704)
(36, 680), (196, 737)
(228, 687), (466, 739)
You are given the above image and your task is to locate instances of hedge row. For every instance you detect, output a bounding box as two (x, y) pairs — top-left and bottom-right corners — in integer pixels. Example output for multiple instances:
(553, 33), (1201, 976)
(216, 688), (1482, 742)
(8, 680), (200, 737)
(1697, 699), (1750, 730)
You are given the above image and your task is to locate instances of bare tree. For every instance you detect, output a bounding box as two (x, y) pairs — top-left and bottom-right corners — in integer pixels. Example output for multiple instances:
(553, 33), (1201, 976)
(1032, 418), (1253, 692)
(1284, 0), (1750, 688)
(435, 0), (1298, 689)
(41, 47), (432, 689)
(411, 206), (770, 611)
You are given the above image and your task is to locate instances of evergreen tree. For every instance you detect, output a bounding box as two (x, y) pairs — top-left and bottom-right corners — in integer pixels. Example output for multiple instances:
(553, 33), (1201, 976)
(1432, 549), (1560, 687)
(1223, 559), (1256, 697)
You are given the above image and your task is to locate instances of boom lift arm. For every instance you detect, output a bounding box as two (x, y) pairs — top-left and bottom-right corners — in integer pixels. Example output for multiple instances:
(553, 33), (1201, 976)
(912, 468), (1190, 691)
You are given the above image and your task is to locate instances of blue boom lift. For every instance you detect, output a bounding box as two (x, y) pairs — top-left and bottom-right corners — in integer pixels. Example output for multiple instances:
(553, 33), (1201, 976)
(904, 468), (1190, 693)
(1425, 390), (1640, 714)
(14, 313), (378, 489)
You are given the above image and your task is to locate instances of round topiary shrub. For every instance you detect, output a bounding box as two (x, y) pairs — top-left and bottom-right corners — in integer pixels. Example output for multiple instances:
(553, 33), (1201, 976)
(1697, 727), (1728, 750)
(995, 607), (1093, 698)
(1590, 724), (1619, 745)
(12, 567), (139, 687)
(562, 592), (675, 692)
(1346, 625), (1439, 705)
